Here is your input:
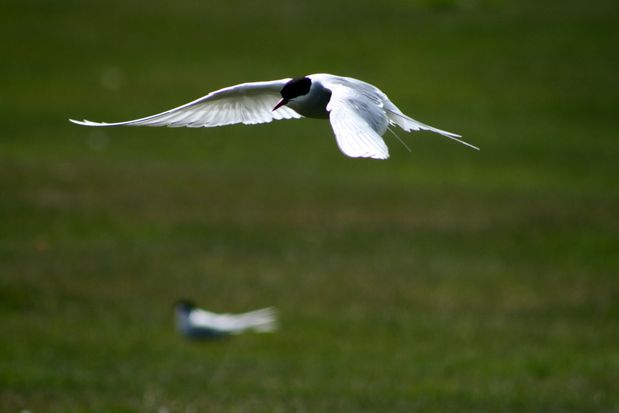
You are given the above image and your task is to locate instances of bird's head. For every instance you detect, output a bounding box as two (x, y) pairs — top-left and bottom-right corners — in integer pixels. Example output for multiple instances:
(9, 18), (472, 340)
(174, 299), (196, 314)
(273, 76), (312, 111)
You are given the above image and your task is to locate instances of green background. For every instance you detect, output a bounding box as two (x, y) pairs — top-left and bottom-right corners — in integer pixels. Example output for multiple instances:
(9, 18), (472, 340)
(1, 0), (618, 411)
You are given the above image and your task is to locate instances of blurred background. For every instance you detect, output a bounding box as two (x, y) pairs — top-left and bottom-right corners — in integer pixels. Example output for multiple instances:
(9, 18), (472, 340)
(1, 0), (617, 411)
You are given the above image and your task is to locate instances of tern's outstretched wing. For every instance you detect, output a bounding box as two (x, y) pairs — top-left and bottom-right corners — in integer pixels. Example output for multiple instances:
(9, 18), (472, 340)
(69, 79), (302, 128)
(325, 84), (390, 160)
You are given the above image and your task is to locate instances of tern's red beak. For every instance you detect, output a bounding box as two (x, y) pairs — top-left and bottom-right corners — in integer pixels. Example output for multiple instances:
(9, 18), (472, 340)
(272, 98), (287, 111)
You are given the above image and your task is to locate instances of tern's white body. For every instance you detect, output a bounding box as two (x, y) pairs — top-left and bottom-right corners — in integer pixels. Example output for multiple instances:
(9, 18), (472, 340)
(70, 73), (478, 159)
(285, 76), (332, 119)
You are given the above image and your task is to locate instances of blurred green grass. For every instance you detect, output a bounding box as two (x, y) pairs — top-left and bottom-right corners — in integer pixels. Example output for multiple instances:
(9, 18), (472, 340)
(1, 0), (618, 411)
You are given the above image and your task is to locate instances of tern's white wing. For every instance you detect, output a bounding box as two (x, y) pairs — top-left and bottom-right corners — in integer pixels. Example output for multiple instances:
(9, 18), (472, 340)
(325, 84), (390, 160)
(69, 79), (302, 128)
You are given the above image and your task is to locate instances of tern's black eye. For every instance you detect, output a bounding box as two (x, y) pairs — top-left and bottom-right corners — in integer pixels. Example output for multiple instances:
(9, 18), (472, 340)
(281, 77), (311, 99)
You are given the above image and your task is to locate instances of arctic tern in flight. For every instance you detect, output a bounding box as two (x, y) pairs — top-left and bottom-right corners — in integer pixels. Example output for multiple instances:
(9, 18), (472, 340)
(174, 300), (277, 338)
(70, 73), (478, 159)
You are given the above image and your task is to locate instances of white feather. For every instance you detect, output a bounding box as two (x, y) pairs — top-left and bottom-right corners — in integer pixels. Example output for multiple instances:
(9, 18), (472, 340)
(69, 79), (302, 128)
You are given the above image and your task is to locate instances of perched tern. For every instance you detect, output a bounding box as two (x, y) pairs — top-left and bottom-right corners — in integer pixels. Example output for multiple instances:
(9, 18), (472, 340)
(70, 73), (478, 159)
(174, 300), (277, 339)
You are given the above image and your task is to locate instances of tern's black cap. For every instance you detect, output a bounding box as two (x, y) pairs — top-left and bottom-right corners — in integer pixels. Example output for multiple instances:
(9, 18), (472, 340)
(280, 76), (312, 99)
(174, 299), (196, 312)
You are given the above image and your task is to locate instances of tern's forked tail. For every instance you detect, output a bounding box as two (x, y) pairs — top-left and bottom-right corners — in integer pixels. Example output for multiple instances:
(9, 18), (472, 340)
(386, 109), (479, 151)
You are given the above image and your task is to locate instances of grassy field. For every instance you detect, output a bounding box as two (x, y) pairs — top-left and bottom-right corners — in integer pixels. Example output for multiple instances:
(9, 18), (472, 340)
(1, 0), (618, 411)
